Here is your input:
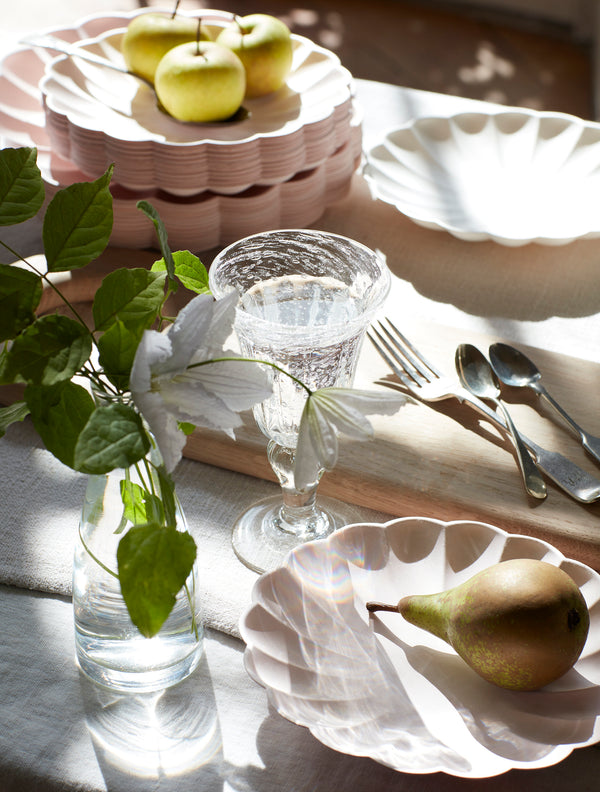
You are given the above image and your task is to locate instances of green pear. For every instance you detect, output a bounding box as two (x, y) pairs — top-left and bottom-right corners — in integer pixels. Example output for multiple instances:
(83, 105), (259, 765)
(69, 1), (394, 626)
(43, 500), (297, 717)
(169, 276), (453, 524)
(367, 558), (590, 691)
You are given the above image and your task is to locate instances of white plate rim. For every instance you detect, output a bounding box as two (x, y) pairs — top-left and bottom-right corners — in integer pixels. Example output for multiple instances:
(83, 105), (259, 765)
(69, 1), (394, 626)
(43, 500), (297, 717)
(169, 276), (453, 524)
(363, 108), (600, 246)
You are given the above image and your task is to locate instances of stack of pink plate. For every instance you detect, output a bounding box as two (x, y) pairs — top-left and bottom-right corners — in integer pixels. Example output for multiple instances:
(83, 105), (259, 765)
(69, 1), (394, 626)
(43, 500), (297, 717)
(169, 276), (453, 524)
(1, 9), (361, 250)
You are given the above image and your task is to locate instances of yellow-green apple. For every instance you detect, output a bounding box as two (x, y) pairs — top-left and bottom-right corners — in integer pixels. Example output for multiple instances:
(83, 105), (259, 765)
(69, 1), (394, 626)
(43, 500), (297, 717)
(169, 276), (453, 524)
(154, 41), (246, 123)
(122, 12), (209, 84)
(215, 14), (293, 98)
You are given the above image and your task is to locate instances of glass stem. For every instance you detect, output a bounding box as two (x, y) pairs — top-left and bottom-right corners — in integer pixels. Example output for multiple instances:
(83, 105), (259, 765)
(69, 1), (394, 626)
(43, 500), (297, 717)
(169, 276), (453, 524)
(267, 440), (325, 537)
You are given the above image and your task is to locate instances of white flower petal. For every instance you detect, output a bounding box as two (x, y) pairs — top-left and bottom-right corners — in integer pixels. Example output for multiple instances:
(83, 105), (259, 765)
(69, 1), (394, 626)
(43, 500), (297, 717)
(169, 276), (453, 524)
(294, 402), (324, 492)
(184, 359), (272, 411)
(158, 378), (243, 434)
(293, 387), (411, 491)
(130, 330), (172, 392)
(132, 391), (186, 473)
(161, 292), (215, 374)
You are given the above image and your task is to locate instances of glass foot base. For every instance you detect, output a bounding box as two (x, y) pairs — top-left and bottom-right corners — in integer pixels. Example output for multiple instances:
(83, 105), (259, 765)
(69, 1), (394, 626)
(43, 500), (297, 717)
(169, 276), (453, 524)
(232, 494), (365, 574)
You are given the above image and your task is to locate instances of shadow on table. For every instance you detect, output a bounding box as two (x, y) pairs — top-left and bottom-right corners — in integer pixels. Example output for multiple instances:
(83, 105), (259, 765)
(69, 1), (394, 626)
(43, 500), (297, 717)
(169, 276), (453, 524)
(315, 175), (600, 325)
(80, 652), (224, 791)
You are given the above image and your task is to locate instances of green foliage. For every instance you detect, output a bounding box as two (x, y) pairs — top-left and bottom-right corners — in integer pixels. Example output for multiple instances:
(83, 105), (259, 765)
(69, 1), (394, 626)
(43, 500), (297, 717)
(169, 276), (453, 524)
(0, 263), (42, 341)
(0, 147), (45, 226)
(73, 402), (150, 474)
(0, 146), (209, 639)
(0, 401), (30, 438)
(151, 250), (210, 294)
(42, 166), (114, 272)
(25, 381), (95, 468)
(1, 314), (92, 385)
(117, 523), (197, 638)
(92, 267), (167, 331)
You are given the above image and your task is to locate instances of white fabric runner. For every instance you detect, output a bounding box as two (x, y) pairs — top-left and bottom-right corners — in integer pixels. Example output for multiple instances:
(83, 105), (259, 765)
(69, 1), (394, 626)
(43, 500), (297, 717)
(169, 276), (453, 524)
(0, 419), (388, 637)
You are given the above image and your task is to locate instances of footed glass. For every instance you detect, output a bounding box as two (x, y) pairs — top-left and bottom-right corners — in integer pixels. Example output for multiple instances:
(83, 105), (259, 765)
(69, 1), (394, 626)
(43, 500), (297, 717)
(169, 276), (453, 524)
(73, 444), (204, 692)
(209, 229), (390, 573)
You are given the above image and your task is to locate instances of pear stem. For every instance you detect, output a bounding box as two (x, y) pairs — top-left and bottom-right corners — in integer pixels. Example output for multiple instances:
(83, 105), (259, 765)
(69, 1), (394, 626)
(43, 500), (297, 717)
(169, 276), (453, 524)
(366, 601), (399, 613)
(172, 0), (181, 20)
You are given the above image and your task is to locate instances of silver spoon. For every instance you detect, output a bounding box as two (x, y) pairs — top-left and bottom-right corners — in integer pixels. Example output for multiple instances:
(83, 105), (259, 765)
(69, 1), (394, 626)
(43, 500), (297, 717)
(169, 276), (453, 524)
(455, 343), (547, 499)
(489, 342), (600, 466)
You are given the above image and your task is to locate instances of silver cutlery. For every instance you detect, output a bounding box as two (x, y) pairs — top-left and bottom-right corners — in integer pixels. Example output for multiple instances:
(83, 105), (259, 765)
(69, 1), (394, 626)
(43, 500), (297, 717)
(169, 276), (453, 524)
(489, 342), (600, 466)
(455, 343), (546, 499)
(368, 318), (600, 503)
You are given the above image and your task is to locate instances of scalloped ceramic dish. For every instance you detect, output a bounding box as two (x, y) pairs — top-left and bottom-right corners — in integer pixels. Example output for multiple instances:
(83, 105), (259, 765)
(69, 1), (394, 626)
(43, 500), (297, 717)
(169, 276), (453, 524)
(240, 517), (600, 778)
(40, 17), (354, 195)
(0, 10), (361, 250)
(363, 110), (600, 246)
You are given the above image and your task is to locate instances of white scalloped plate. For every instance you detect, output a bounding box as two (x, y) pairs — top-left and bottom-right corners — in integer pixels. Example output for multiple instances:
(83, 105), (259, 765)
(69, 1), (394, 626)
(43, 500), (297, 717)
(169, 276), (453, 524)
(240, 517), (600, 778)
(0, 11), (361, 250)
(39, 14), (354, 196)
(363, 110), (600, 246)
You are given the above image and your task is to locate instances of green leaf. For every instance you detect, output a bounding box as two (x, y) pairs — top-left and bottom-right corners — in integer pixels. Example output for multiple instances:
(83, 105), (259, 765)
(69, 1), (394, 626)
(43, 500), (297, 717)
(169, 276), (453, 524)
(25, 381), (95, 469)
(42, 165), (114, 272)
(137, 200), (175, 284)
(0, 401), (30, 438)
(1, 314), (92, 385)
(0, 147), (45, 226)
(120, 479), (163, 527)
(0, 263), (43, 341)
(97, 318), (144, 390)
(156, 465), (177, 528)
(151, 250), (209, 294)
(117, 523), (196, 637)
(73, 402), (150, 474)
(92, 268), (166, 332)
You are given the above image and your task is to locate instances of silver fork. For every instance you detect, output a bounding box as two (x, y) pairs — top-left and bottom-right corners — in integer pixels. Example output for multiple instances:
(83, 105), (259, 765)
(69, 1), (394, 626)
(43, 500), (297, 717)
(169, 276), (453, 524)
(368, 318), (600, 504)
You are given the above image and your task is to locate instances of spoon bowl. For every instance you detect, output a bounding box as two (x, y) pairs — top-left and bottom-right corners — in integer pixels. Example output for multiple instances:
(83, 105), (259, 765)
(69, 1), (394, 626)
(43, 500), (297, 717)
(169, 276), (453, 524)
(490, 342), (600, 465)
(489, 343), (544, 390)
(455, 344), (546, 500)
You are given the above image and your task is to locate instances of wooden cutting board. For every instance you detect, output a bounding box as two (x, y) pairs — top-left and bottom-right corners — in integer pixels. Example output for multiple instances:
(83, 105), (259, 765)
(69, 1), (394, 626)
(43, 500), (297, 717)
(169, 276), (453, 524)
(4, 252), (600, 570)
(185, 318), (600, 572)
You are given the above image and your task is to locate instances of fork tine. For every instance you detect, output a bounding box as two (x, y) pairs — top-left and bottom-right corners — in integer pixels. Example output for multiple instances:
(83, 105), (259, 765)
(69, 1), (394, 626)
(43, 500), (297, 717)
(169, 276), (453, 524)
(381, 318), (443, 379)
(367, 329), (417, 390)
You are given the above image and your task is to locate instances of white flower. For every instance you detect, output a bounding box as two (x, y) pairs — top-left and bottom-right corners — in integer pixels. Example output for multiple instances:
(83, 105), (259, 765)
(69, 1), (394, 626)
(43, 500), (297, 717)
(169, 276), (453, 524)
(294, 387), (411, 491)
(130, 291), (272, 472)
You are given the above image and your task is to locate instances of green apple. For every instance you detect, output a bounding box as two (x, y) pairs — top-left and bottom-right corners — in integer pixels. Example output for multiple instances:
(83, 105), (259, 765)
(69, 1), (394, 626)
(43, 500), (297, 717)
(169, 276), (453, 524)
(122, 12), (209, 84)
(155, 40), (246, 123)
(216, 14), (293, 99)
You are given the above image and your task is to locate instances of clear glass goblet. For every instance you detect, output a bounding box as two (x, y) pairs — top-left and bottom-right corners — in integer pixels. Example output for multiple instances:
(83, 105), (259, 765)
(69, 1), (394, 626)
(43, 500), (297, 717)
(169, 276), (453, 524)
(208, 229), (391, 573)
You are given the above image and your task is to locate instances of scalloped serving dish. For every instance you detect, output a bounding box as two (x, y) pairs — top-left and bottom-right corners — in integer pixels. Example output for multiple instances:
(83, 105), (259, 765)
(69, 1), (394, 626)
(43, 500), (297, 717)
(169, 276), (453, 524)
(0, 10), (361, 250)
(240, 517), (600, 778)
(39, 12), (355, 196)
(363, 110), (600, 246)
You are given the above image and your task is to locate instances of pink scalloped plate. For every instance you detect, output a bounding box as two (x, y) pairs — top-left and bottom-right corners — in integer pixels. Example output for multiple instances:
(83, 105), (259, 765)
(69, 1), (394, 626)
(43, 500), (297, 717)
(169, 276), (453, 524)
(240, 517), (600, 778)
(0, 9), (362, 250)
(39, 11), (355, 196)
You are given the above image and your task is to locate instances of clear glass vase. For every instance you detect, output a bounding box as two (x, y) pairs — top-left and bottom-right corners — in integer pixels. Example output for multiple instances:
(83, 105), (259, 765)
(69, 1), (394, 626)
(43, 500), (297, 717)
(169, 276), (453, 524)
(73, 447), (204, 692)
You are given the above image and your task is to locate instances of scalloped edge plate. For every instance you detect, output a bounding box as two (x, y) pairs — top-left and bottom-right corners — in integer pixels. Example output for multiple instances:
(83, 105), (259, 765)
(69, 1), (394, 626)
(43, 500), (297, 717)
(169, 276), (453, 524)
(363, 110), (600, 246)
(240, 517), (600, 778)
(0, 13), (361, 250)
(39, 11), (354, 195)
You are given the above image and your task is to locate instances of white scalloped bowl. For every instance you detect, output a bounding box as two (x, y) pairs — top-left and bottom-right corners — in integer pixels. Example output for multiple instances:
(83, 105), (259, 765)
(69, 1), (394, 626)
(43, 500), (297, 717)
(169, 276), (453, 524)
(363, 110), (600, 246)
(240, 517), (600, 778)
(39, 17), (355, 196)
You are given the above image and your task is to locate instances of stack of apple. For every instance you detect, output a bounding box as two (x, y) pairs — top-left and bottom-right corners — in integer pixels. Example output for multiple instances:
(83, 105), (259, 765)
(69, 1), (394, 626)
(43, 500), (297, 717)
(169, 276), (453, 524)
(122, 8), (294, 123)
